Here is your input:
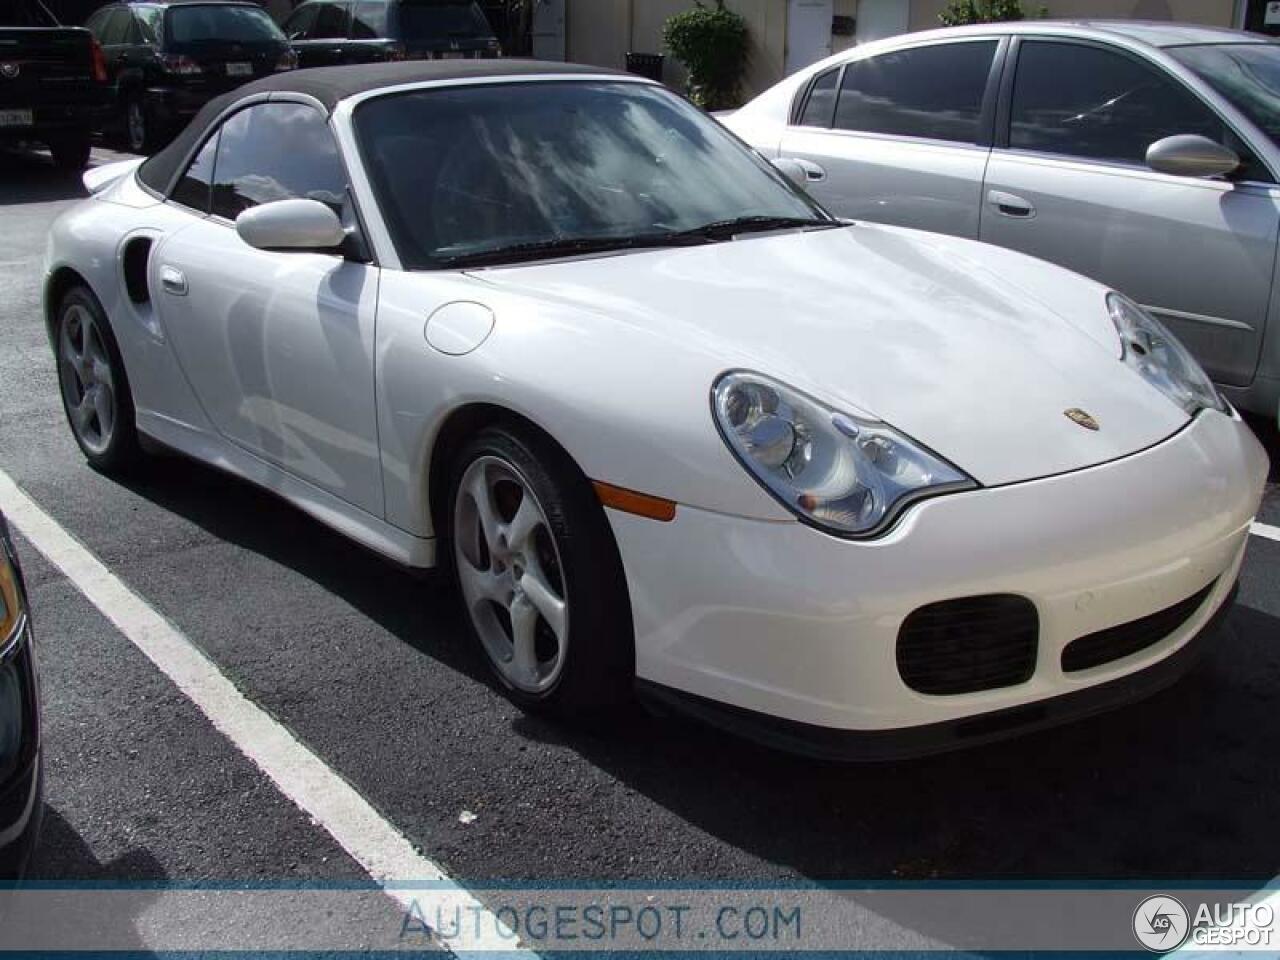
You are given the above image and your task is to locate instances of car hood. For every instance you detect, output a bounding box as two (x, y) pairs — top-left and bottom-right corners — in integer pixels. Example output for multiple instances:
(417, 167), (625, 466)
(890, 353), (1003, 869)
(472, 223), (1189, 487)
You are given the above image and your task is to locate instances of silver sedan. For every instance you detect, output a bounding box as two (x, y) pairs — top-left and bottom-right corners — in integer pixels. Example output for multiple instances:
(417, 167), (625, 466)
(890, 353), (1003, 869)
(724, 21), (1280, 428)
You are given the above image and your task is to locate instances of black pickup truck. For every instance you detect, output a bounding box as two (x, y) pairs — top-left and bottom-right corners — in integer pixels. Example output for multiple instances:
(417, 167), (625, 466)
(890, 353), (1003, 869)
(0, 0), (106, 170)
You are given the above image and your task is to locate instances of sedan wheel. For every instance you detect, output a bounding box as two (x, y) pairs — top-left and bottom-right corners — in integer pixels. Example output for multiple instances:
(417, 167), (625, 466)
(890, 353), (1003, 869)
(126, 98), (149, 154)
(447, 425), (634, 715)
(55, 287), (141, 472)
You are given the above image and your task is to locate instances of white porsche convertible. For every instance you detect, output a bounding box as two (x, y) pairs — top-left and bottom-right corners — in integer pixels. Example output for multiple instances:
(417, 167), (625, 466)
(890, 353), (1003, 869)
(43, 61), (1267, 758)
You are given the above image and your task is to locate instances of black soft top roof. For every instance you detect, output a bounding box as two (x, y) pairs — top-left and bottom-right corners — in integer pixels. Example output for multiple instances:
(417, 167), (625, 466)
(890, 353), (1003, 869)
(137, 60), (627, 195)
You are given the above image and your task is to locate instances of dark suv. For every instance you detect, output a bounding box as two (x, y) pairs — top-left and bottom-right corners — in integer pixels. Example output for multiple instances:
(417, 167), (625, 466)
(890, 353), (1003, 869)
(0, 0), (107, 170)
(281, 0), (498, 69)
(86, 0), (296, 153)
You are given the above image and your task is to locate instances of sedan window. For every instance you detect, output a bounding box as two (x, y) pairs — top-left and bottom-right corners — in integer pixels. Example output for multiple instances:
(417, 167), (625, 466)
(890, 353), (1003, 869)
(283, 3), (318, 39)
(833, 41), (997, 144)
(349, 1), (387, 38)
(1172, 44), (1280, 155)
(797, 67), (839, 128)
(309, 2), (350, 39)
(1009, 41), (1225, 166)
(211, 103), (348, 220)
(353, 81), (831, 269)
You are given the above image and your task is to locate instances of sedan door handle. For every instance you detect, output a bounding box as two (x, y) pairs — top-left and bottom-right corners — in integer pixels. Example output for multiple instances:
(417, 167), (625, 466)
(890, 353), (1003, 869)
(987, 190), (1035, 218)
(160, 265), (188, 296)
(783, 157), (827, 183)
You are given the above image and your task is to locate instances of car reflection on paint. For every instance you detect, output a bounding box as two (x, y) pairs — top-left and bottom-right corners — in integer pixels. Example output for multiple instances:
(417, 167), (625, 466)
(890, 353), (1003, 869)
(0, 511), (40, 881)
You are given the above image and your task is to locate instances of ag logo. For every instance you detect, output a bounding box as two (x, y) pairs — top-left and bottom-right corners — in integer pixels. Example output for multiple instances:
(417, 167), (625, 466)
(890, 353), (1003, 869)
(0, 62), (19, 79)
(1134, 895), (1190, 952)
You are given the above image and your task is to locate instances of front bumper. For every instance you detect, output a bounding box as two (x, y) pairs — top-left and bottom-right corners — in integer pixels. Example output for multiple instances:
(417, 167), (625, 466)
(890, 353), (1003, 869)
(610, 410), (1267, 743)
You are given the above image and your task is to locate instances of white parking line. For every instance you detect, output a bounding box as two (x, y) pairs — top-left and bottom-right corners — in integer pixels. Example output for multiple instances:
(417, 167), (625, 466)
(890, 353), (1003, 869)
(1253, 521), (1280, 543)
(0, 468), (532, 957)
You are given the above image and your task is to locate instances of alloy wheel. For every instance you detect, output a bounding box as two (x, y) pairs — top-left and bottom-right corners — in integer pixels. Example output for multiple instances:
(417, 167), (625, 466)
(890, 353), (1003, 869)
(453, 456), (569, 694)
(58, 304), (116, 456)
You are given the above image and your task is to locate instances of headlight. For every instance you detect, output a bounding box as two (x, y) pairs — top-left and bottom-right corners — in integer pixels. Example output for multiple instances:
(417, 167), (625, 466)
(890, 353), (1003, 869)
(1107, 293), (1226, 415)
(713, 372), (976, 538)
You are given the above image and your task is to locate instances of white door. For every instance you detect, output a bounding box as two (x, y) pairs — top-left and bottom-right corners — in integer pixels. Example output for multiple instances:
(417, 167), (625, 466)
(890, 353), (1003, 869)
(786, 0), (833, 75)
(152, 101), (385, 516)
(531, 0), (565, 61)
(855, 0), (908, 44)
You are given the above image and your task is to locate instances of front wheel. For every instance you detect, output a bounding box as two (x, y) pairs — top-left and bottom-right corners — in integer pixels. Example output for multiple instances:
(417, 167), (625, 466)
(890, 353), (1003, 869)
(447, 425), (633, 716)
(54, 287), (143, 473)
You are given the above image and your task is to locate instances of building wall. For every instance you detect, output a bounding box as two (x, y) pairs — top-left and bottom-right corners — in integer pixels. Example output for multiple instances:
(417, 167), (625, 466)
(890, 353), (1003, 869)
(907, 0), (1237, 31)
(565, 0), (791, 99)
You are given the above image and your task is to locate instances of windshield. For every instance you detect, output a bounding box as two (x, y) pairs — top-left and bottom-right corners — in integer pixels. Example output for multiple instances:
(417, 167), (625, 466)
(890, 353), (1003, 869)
(1171, 43), (1280, 147)
(165, 4), (285, 44)
(396, 0), (490, 40)
(354, 81), (830, 269)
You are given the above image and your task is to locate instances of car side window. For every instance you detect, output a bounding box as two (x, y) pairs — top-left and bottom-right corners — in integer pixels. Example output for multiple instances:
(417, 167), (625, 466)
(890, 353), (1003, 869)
(84, 7), (110, 36)
(98, 7), (130, 44)
(796, 67), (839, 128)
(1009, 41), (1226, 166)
(134, 5), (162, 43)
(283, 3), (317, 39)
(211, 103), (348, 220)
(349, 1), (386, 39)
(121, 11), (142, 44)
(310, 2), (349, 39)
(172, 132), (219, 213)
(833, 41), (997, 144)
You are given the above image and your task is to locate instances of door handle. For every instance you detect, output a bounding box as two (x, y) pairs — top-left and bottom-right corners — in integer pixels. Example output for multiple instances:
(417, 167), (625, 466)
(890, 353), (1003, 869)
(987, 190), (1035, 218)
(786, 157), (827, 183)
(160, 265), (188, 296)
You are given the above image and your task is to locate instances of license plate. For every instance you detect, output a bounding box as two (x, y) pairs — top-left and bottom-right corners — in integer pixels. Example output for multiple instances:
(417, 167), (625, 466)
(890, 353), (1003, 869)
(439, 51), (465, 60)
(225, 62), (253, 76)
(0, 109), (33, 128)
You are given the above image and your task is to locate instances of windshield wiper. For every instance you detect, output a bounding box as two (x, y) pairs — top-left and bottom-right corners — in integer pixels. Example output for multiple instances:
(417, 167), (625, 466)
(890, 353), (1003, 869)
(436, 232), (705, 269)
(435, 216), (838, 269)
(665, 215), (838, 242)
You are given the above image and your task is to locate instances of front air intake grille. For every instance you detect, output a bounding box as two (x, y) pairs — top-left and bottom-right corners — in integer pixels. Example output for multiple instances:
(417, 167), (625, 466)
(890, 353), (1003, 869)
(1061, 582), (1216, 673)
(897, 595), (1039, 695)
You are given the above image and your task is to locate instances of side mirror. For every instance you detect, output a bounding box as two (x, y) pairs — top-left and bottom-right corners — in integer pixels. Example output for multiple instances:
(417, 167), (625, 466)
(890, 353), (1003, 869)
(235, 198), (346, 252)
(1146, 134), (1240, 179)
(772, 157), (811, 190)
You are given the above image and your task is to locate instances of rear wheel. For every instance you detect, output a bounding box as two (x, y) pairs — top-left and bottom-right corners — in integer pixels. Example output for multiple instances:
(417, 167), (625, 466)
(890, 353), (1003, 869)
(447, 425), (633, 716)
(48, 131), (92, 172)
(54, 286), (143, 473)
(124, 94), (153, 154)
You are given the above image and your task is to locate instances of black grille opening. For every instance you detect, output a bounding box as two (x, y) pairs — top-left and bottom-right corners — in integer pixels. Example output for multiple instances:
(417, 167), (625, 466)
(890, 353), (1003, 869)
(897, 595), (1039, 696)
(1062, 582), (1216, 673)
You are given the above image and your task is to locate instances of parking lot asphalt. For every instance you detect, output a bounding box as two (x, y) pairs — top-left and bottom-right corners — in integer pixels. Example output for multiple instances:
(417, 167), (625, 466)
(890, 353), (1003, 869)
(2, 145), (1280, 947)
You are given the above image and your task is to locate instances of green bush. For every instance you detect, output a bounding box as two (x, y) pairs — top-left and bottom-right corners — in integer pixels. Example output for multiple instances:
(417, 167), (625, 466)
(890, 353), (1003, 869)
(938, 0), (1027, 25)
(663, 1), (749, 111)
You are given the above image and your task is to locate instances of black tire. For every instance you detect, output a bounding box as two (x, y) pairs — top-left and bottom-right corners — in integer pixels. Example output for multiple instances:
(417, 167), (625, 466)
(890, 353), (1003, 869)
(123, 93), (154, 154)
(48, 131), (92, 172)
(446, 423), (634, 717)
(53, 286), (144, 474)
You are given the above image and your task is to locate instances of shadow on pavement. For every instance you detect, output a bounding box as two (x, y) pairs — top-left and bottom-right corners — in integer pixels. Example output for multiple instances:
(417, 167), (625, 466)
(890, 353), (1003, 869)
(6, 805), (165, 952)
(0, 149), (88, 206)
(110, 453), (1280, 895)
